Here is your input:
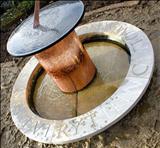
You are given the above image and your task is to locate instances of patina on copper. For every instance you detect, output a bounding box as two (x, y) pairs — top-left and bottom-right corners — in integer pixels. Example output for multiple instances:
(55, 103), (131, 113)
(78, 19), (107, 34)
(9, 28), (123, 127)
(35, 31), (96, 92)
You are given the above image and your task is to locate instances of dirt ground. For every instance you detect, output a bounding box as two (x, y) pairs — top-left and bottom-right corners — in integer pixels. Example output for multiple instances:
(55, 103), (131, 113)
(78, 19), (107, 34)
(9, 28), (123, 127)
(1, 1), (160, 148)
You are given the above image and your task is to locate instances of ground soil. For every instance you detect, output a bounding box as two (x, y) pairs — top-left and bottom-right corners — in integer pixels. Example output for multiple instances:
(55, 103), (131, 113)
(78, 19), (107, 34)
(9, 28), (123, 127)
(1, 1), (160, 148)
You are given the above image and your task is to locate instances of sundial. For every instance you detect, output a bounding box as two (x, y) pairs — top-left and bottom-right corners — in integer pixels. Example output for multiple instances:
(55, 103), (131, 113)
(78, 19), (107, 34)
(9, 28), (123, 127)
(7, 0), (154, 144)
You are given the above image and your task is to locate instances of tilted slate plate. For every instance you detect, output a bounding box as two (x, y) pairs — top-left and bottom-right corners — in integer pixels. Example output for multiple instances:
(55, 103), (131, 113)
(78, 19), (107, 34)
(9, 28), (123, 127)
(7, 0), (84, 57)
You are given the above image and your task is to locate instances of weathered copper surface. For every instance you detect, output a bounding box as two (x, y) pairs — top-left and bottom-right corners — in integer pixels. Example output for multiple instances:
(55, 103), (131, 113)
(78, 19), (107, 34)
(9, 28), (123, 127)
(35, 31), (96, 92)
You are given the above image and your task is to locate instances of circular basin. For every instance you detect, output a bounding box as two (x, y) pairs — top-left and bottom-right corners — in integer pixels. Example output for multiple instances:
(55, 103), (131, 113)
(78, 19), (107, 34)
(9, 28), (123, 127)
(10, 21), (154, 144)
(32, 40), (129, 120)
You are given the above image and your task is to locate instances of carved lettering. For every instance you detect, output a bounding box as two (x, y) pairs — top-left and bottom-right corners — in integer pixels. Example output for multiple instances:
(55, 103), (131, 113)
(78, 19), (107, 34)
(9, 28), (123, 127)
(120, 27), (128, 36)
(125, 33), (138, 40)
(33, 121), (50, 137)
(132, 64), (149, 76)
(90, 112), (97, 129)
(33, 121), (40, 134)
(45, 125), (50, 137)
(115, 26), (127, 36)
(56, 123), (68, 138)
(128, 38), (143, 53)
(22, 118), (31, 128)
(131, 39), (143, 45)
(12, 104), (24, 116)
(69, 119), (84, 134)
(87, 112), (97, 130)
(22, 119), (35, 133)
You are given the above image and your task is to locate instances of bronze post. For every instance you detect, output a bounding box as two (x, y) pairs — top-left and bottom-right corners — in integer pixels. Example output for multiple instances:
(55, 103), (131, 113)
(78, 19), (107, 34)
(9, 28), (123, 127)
(33, 0), (40, 28)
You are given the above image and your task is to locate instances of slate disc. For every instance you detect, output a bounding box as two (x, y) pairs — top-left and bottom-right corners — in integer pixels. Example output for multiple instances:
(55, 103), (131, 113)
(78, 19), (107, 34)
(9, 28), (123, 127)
(7, 0), (84, 57)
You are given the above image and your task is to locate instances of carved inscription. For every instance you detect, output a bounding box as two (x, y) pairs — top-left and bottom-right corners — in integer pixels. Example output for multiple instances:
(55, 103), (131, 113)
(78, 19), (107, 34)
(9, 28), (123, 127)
(22, 118), (31, 129)
(125, 33), (139, 40)
(22, 119), (34, 133)
(115, 25), (127, 36)
(55, 122), (68, 138)
(130, 38), (143, 46)
(12, 104), (24, 116)
(114, 25), (135, 38)
(132, 64), (149, 76)
(33, 121), (51, 137)
(69, 119), (84, 134)
(89, 112), (97, 129)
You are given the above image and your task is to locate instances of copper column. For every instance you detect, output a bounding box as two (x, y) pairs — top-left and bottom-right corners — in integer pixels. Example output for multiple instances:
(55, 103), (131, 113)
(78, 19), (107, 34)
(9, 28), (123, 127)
(35, 31), (96, 92)
(34, 1), (96, 92)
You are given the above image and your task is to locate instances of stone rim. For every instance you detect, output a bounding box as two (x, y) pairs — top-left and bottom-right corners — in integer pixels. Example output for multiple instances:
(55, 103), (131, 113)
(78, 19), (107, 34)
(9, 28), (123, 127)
(10, 21), (154, 144)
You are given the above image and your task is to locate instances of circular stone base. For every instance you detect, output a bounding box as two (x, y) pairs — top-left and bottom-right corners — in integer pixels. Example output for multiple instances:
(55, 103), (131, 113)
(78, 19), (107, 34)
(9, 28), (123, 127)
(33, 42), (129, 120)
(10, 21), (154, 144)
